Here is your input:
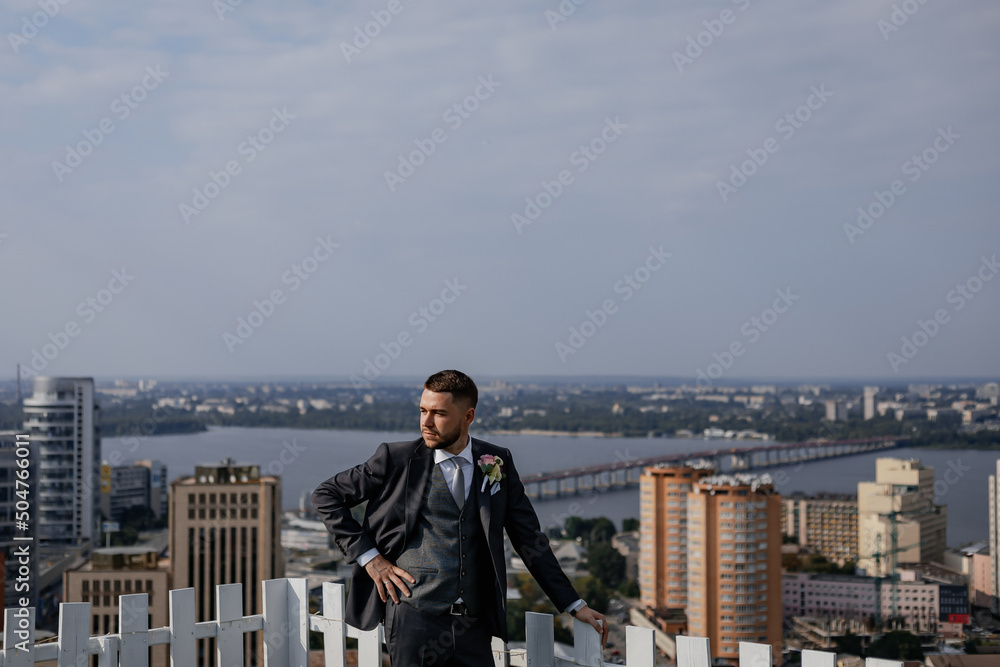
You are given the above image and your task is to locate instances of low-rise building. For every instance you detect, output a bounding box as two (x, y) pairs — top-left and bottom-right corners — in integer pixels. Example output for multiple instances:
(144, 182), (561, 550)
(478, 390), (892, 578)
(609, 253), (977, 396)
(63, 547), (171, 667)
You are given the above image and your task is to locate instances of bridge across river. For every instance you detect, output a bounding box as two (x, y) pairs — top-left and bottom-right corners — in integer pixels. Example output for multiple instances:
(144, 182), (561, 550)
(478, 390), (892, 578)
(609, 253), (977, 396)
(521, 436), (904, 499)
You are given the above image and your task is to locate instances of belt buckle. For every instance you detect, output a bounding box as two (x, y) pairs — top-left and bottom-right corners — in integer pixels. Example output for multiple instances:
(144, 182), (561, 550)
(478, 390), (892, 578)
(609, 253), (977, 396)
(449, 603), (467, 616)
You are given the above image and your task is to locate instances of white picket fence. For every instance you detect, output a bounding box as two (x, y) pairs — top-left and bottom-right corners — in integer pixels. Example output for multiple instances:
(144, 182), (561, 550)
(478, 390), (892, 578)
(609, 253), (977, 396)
(0, 577), (901, 667)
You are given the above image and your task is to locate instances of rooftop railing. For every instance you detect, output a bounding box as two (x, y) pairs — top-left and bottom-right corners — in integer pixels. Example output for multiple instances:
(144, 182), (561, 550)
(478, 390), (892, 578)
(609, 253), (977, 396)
(1, 578), (904, 667)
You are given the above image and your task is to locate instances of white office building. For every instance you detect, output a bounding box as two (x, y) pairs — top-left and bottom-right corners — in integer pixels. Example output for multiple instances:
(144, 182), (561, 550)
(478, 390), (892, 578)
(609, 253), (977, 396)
(23, 377), (101, 552)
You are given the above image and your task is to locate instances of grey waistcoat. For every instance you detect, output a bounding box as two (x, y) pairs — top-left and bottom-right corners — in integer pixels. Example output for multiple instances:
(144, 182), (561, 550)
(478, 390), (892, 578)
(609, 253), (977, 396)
(395, 463), (487, 616)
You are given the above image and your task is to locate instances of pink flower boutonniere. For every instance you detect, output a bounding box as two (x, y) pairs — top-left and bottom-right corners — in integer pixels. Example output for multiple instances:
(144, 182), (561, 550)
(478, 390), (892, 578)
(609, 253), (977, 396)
(478, 454), (506, 495)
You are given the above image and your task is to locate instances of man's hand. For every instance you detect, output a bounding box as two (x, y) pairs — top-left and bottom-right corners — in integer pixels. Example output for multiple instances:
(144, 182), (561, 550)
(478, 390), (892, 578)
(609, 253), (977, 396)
(364, 555), (415, 604)
(574, 605), (609, 647)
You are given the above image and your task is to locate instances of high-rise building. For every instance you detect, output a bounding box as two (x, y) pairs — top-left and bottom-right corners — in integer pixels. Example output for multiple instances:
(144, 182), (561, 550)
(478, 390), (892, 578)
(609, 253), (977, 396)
(824, 400), (848, 422)
(990, 459), (1000, 613)
(136, 460), (169, 520)
(99, 463), (151, 522)
(685, 473), (783, 665)
(97, 460), (168, 523)
(170, 458), (283, 667)
(863, 387), (878, 421)
(857, 458), (948, 576)
(63, 547), (171, 667)
(23, 377), (101, 552)
(0, 431), (39, 613)
(781, 493), (858, 565)
(638, 464), (714, 609)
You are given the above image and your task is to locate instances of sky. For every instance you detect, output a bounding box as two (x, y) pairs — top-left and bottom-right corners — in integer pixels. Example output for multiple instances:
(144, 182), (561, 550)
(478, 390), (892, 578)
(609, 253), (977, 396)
(1, 0), (998, 383)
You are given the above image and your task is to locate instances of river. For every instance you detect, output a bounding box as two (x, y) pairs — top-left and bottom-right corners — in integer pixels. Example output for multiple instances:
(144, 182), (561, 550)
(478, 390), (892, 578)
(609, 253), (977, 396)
(108, 427), (995, 546)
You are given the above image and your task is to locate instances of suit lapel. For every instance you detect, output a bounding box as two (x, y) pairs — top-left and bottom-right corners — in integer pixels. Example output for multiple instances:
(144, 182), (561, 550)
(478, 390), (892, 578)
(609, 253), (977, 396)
(472, 439), (493, 538)
(404, 440), (433, 538)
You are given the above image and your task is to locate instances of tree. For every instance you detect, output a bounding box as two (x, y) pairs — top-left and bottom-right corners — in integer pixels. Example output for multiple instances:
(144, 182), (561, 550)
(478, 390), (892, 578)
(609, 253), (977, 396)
(782, 553), (802, 572)
(622, 518), (640, 532)
(574, 576), (610, 614)
(504, 573), (576, 644)
(589, 517), (617, 544)
(564, 516), (593, 542)
(618, 579), (640, 599)
(586, 542), (626, 589)
(834, 631), (864, 657)
(867, 631), (924, 661)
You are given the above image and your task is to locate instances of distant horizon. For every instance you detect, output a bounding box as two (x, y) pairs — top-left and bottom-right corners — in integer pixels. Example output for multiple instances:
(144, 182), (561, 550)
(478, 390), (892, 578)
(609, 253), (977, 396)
(3, 372), (998, 388)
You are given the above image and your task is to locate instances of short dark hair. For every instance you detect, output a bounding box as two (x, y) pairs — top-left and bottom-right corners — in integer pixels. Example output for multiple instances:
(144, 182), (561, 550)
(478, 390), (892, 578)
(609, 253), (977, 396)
(424, 370), (478, 408)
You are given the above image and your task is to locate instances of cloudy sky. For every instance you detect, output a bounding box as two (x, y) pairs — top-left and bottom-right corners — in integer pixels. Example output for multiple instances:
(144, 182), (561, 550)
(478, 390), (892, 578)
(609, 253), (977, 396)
(2, 0), (998, 382)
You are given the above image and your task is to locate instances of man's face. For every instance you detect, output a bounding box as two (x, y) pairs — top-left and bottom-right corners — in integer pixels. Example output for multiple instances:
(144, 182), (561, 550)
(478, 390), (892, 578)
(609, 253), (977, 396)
(419, 389), (473, 451)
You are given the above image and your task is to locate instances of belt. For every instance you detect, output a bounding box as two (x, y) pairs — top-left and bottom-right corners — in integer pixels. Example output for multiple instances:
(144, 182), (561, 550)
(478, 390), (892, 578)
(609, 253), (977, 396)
(448, 602), (470, 616)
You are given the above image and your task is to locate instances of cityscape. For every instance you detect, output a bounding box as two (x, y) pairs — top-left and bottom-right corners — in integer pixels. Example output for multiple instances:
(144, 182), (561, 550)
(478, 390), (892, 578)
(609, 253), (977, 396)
(0, 374), (997, 665)
(4, 1), (998, 665)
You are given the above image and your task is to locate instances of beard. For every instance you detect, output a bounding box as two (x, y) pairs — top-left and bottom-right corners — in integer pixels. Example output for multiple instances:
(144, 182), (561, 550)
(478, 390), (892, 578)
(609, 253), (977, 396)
(423, 423), (463, 450)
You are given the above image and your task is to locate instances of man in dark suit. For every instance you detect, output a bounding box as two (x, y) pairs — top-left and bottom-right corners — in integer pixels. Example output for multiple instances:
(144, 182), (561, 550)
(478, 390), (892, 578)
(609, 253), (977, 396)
(312, 370), (607, 665)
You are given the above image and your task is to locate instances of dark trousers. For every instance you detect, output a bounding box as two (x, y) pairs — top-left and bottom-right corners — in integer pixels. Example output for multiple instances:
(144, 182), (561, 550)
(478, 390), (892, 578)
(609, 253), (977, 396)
(384, 599), (495, 667)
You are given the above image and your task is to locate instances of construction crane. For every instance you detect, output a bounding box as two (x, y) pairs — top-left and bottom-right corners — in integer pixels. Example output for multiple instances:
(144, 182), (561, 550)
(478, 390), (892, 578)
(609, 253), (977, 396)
(869, 495), (940, 631)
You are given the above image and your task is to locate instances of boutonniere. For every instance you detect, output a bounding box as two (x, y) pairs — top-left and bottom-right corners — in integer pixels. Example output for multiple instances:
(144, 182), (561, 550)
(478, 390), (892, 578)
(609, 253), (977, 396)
(478, 454), (506, 495)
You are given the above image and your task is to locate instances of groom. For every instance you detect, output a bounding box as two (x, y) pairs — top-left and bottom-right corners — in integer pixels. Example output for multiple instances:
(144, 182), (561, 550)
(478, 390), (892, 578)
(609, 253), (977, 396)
(311, 370), (607, 665)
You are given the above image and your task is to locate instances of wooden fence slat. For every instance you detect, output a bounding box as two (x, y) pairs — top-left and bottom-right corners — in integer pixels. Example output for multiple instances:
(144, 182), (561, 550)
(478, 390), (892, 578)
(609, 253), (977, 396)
(525, 612), (555, 667)
(96, 636), (120, 667)
(262, 578), (288, 667)
(866, 659), (904, 667)
(676, 635), (712, 667)
(56, 602), (91, 667)
(169, 587), (197, 667)
(9, 577), (834, 667)
(802, 649), (836, 667)
(739, 641), (771, 667)
(34, 645), (59, 663)
(625, 625), (655, 667)
(119, 594), (149, 667)
(491, 636), (509, 667)
(356, 625), (382, 667)
(286, 578), (309, 667)
(572, 618), (602, 667)
(321, 582), (346, 667)
(2, 607), (35, 667)
(216, 583), (245, 667)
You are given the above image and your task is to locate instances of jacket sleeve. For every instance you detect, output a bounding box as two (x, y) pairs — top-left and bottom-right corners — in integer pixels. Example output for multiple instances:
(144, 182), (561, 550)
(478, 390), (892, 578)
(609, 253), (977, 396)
(500, 449), (580, 613)
(311, 442), (391, 564)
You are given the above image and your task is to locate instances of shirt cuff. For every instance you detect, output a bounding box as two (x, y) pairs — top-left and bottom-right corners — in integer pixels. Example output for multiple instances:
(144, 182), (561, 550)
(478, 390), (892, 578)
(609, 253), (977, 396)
(565, 599), (586, 615)
(358, 548), (380, 567)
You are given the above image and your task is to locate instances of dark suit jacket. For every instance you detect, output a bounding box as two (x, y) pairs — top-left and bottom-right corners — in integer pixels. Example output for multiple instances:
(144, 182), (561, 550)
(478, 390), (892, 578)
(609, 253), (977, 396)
(311, 437), (580, 641)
